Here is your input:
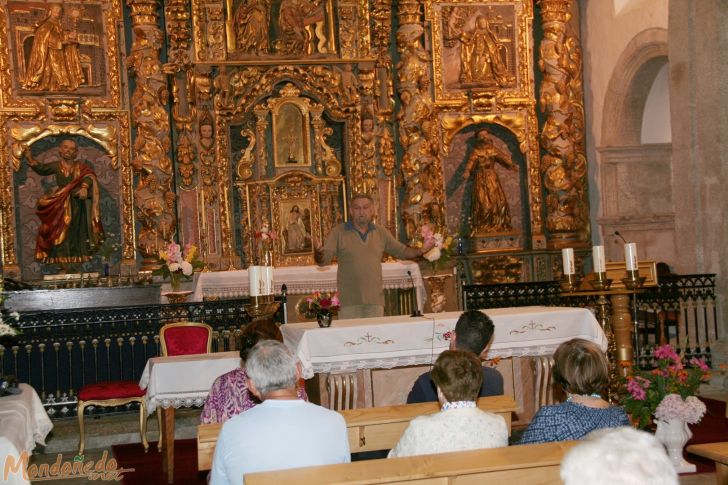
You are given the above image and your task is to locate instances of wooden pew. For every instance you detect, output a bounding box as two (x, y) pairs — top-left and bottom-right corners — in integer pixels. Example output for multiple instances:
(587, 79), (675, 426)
(686, 442), (728, 485)
(197, 395), (517, 471)
(244, 441), (578, 484)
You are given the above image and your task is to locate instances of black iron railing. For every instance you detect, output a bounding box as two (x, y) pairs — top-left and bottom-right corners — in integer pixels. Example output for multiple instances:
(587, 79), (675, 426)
(464, 274), (719, 367)
(0, 297), (282, 417)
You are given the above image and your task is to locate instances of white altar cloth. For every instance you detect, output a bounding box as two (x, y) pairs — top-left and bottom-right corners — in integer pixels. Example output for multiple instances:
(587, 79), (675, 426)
(139, 352), (240, 415)
(281, 306), (605, 379)
(190, 261), (427, 312)
(0, 384), (53, 485)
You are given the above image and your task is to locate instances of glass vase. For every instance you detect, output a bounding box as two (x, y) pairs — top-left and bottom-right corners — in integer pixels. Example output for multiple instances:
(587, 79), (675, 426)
(316, 309), (333, 328)
(655, 418), (696, 473)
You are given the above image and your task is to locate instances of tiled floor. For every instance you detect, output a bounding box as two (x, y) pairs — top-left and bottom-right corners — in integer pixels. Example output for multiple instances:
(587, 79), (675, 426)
(23, 408), (202, 484)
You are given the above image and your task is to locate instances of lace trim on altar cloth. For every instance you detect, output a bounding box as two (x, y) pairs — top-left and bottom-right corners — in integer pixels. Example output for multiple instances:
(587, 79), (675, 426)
(299, 345), (560, 379)
(146, 396), (207, 415)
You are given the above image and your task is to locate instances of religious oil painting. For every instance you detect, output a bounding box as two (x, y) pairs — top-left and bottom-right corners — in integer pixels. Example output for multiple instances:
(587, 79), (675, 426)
(224, 0), (337, 60)
(279, 199), (313, 255)
(7, 1), (108, 96)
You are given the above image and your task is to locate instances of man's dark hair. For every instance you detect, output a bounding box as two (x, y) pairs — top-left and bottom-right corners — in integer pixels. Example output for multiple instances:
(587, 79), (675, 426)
(454, 310), (494, 355)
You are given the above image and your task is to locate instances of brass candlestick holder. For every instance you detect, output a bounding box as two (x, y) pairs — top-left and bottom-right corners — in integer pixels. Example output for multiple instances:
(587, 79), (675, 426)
(622, 269), (646, 290)
(589, 272), (613, 291)
(560, 273), (582, 293)
(245, 294), (281, 322)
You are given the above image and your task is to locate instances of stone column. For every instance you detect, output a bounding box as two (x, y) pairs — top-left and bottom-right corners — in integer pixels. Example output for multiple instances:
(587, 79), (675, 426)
(669, 1), (728, 387)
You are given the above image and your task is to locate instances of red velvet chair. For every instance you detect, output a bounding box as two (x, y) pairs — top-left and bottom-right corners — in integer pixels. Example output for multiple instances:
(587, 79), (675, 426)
(159, 321), (213, 357)
(77, 380), (148, 456)
(156, 321), (213, 450)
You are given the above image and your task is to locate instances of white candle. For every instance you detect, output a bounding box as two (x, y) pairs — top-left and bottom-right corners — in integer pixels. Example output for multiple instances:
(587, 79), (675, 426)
(592, 245), (606, 273)
(264, 266), (274, 295)
(562, 248), (575, 275)
(624, 243), (638, 271)
(248, 266), (261, 296)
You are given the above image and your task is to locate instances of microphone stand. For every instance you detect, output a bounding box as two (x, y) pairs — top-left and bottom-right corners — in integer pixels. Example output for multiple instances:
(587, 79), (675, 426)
(407, 270), (423, 317)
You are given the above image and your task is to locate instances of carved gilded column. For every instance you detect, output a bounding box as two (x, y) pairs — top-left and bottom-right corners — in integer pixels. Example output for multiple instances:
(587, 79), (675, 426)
(395, 1), (445, 239)
(127, 0), (176, 268)
(537, 0), (590, 246)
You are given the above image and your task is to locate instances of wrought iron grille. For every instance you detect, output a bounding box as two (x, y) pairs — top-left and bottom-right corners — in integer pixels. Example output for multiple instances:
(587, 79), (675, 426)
(0, 298), (282, 418)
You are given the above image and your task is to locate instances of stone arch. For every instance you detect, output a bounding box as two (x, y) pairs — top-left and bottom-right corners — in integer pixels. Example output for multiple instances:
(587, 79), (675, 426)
(601, 28), (668, 146)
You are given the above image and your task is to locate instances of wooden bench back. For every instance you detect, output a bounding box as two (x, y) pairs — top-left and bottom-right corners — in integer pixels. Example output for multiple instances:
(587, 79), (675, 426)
(197, 395), (517, 471)
(244, 440), (578, 484)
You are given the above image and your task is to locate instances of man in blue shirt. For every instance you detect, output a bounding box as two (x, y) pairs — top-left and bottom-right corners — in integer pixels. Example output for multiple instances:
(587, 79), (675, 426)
(210, 341), (350, 484)
(407, 310), (503, 403)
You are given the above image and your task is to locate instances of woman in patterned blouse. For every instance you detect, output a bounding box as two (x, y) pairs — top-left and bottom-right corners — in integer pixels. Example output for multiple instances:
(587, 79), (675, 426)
(519, 338), (630, 444)
(200, 319), (308, 424)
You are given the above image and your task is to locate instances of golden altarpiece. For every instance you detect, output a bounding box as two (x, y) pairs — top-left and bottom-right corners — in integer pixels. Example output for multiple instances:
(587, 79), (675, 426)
(0, 0), (591, 290)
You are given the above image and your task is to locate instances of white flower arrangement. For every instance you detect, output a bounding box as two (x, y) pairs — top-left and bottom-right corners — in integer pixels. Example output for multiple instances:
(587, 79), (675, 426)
(655, 393), (706, 424)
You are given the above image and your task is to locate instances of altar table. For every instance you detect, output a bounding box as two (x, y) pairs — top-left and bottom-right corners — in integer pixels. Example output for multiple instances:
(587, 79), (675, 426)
(190, 261), (427, 313)
(0, 384), (53, 485)
(139, 352), (240, 483)
(281, 306), (606, 380)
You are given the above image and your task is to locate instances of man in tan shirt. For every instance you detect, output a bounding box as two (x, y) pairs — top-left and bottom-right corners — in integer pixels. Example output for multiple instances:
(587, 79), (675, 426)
(314, 193), (434, 319)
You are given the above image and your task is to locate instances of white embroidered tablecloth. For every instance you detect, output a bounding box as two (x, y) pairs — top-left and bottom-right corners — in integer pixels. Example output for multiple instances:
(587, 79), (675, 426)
(138, 352), (241, 415)
(0, 384), (53, 485)
(190, 261), (427, 312)
(281, 306), (606, 379)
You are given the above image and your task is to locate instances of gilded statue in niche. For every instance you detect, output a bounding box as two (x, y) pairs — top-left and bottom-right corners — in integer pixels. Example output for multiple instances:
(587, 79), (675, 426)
(9, 2), (107, 95)
(21, 138), (105, 266)
(463, 130), (518, 236)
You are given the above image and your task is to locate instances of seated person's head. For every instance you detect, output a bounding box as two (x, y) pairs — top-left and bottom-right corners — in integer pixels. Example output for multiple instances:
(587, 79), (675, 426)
(452, 310), (494, 356)
(431, 350), (483, 405)
(553, 338), (608, 397)
(246, 340), (299, 399)
(560, 427), (677, 485)
(240, 320), (283, 362)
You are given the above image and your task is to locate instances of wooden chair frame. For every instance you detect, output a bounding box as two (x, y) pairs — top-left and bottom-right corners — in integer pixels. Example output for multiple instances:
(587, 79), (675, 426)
(77, 396), (148, 456)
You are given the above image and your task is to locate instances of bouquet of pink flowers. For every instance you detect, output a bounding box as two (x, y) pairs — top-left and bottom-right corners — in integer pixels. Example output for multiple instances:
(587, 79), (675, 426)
(153, 241), (204, 291)
(417, 224), (456, 271)
(255, 220), (277, 242)
(622, 344), (710, 428)
(655, 394), (706, 424)
(306, 291), (340, 313)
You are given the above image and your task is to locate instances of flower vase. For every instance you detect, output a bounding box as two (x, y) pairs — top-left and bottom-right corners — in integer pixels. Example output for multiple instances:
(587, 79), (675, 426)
(316, 309), (333, 328)
(655, 418), (696, 473)
(423, 274), (451, 313)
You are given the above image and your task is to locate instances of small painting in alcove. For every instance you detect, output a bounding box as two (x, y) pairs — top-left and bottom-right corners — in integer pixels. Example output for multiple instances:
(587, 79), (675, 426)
(280, 200), (312, 254)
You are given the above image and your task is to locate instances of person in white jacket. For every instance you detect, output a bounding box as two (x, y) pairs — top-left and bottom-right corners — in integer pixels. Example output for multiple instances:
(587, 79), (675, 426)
(389, 349), (508, 458)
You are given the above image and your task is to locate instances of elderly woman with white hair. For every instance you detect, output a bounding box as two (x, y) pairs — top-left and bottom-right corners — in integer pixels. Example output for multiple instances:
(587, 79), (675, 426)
(561, 427), (678, 485)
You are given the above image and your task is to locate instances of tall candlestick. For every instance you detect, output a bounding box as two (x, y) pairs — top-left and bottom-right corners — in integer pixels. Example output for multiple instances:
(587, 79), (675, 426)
(624, 243), (638, 271)
(562, 248), (575, 275)
(592, 245), (606, 273)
